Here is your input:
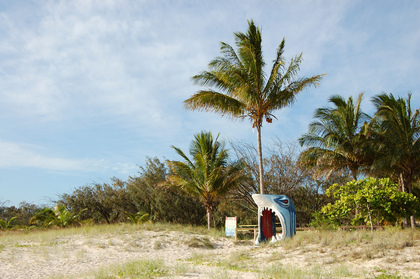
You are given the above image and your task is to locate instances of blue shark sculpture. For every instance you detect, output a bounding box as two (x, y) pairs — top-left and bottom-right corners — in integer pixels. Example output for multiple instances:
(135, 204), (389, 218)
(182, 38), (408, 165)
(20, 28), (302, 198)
(252, 194), (296, 244)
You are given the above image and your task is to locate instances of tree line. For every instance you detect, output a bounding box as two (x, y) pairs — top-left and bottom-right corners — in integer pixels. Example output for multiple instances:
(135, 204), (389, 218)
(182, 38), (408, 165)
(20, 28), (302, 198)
(0, 137), (348, 230)
(1, 126), (417, 231)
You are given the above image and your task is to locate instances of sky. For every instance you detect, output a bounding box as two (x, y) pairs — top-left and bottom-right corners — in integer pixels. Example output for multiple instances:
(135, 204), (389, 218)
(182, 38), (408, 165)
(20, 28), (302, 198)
(0, 0), (419, 207)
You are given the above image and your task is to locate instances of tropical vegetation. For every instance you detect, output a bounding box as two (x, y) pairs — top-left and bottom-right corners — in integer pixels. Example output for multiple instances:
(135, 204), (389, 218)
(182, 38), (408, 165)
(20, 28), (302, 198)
(298, 93), (371, 180)
(165, 131), (246, 229)
(369, 93), (420, 228)
(300, 92), (419, 228)
(316, 178), (419, 230)
(29, 205), (88, 228)
(0, 217), (16, 229)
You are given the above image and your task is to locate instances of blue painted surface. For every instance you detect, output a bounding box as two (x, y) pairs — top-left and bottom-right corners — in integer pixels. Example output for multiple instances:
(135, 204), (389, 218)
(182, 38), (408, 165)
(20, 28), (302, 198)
(252, 194), (296, 243)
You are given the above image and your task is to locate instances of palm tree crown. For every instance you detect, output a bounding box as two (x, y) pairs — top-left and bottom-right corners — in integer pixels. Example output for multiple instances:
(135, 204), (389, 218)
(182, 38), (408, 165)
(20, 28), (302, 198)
(166, 131), (245, 229)
(370, 93), (420, 193)
(185, 20), (324, 194)
(369, 93), (419, 229)
(298, 93), (371, 180)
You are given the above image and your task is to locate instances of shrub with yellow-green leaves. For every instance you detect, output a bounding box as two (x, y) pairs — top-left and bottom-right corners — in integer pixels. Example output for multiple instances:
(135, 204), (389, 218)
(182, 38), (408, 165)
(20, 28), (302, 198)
(313, 178), (419, 228)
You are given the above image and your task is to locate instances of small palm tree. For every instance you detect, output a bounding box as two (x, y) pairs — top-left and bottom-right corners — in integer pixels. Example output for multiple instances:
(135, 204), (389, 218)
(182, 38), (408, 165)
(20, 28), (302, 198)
(298, 93), (371, 180)
(0, 217), (16, 229)
(166, 131), (245, 229)
(30, 208), (55, 227)
(30, 205), (87, 228)
(185, 20), (324, 194)
(125, 211), (151, 225)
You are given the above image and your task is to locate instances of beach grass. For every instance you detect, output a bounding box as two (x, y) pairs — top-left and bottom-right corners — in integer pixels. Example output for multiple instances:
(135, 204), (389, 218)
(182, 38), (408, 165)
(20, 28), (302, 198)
(1, 223), (418, 278)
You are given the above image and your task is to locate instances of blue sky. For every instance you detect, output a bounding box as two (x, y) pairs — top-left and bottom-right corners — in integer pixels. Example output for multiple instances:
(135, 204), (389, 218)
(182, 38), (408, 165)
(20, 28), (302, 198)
(1, 0), (419, 207)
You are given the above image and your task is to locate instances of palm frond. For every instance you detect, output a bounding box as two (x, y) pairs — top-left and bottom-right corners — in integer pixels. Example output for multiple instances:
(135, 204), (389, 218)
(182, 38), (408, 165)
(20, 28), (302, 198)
(183, 90), (245, 119)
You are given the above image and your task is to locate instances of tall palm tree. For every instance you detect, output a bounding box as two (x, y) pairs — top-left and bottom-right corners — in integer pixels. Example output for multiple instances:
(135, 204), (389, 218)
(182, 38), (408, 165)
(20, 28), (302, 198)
(166, 131), (245, 229)
(298, 93), (371, 180)
(184, 20), (324, 194)
(370, 93), (420, 228)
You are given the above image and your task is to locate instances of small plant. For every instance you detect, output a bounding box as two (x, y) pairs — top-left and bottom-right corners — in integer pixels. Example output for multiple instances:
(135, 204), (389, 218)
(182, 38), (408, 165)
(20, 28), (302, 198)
(0, 217), (16, 230)
(95, 259), (168, 278)
(30, 205), (87, 228)
(125, 211), (151, 225)
(372, 269), (406, 279)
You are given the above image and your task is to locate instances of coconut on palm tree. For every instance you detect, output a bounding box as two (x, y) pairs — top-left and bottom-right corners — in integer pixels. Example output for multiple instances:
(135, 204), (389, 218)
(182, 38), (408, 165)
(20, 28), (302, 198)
(165, 131), (245, 230)
(298, 93), (371, 180)
(184, 20), (324, 194)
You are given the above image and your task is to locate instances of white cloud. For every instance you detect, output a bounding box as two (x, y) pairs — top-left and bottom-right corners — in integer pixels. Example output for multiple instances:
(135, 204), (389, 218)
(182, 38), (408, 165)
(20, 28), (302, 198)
(0, 140), (138, 174)
(0, 141), (85, 170)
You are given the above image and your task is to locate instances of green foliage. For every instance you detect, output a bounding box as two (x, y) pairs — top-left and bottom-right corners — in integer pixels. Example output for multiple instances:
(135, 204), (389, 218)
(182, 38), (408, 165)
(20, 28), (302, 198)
(95, 259), (169, 279)
(166, 131), (246, 229)
(0, 217), (16, 229)
(309, 211), (336, 230)
(0, 202), (41, 227)
(370, 93), (420, 195)
(299, 93), (371, 180)
(30, 205), (88, 228)
(371, 269), (406, 279)
(125, 211), (151, 225)
(317, 178), (419, 227)
(299, 92), (420, 227)
(60, 178), (137, 224)
(127, 157), (206, 225)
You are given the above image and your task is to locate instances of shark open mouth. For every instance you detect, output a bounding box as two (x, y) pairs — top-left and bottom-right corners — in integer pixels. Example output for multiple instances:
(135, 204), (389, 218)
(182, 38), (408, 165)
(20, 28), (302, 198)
(252, 194), (296, 244)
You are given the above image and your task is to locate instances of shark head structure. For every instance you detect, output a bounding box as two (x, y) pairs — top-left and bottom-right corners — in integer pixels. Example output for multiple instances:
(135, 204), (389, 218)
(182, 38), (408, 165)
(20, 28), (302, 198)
(252, 194), (296, 245)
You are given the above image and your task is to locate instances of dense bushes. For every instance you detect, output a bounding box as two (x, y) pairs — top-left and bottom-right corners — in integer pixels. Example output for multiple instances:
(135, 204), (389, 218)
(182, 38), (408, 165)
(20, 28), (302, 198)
(60, 178), (137, 224)
(127, 157), (206, 225)
(57, 157), (206, 226)
(314, 178), (420, 229)
(0, 202), (40, 228)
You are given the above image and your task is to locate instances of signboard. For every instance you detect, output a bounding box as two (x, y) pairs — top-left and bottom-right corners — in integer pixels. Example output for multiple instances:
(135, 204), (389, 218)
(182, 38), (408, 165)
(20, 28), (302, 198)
(225, 216), (237, 237)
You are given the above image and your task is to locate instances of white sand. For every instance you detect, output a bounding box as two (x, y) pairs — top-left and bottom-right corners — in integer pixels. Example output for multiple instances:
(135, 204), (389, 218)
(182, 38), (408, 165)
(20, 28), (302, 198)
(1, 229), (419, 278)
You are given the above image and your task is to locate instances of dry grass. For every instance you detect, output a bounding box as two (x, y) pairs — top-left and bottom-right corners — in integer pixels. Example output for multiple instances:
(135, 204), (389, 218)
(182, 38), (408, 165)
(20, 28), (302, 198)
(1, 224), (419, 278)
(280, 227), (419, 250)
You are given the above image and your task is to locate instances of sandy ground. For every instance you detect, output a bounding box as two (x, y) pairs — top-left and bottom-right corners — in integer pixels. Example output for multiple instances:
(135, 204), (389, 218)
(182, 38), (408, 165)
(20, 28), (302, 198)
(0, 229), (419, 278)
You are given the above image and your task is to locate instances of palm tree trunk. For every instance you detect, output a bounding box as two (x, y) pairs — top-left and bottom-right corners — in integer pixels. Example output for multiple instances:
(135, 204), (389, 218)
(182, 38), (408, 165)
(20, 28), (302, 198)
(351, 169), (357, 181)
(406, 174), (417, 229)
(206, 208), (211, 230)
(256, 124), (264, 194)
(399, 173), (409, 228)
(410, 216), (416, 229)
(367, 204), (373, 232)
